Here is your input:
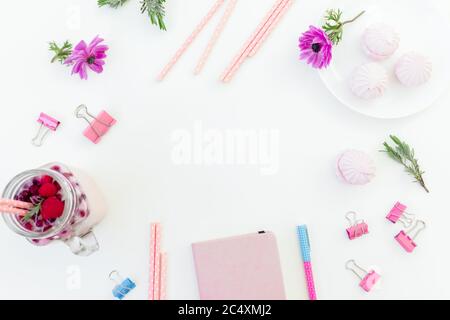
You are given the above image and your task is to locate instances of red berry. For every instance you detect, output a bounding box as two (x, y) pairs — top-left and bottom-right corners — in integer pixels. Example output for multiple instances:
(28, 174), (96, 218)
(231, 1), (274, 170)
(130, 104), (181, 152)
(41, 197), (65, 220)
(24, 222), (33, 230)
(54, 181), (61, 191)
(38, 183), (57, 197)
(41, 175), (53, 184)
(29, 185), (40, 196)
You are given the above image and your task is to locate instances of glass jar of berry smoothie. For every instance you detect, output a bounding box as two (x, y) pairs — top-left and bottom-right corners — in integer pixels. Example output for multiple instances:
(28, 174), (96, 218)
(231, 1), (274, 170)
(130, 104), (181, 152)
(2, 163), (103, 256)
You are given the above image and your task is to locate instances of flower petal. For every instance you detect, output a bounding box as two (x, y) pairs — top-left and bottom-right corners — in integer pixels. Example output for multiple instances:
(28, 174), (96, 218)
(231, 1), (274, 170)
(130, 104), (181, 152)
(74, 40), (87, 51)
(88, 61), (104, 73)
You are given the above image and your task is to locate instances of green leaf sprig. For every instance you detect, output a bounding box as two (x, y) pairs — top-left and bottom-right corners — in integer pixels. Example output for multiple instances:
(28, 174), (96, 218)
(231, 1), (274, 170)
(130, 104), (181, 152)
(49, 41), (73, 64)
(322, 9), (365, 45)
(98, 0), (167, 31)
(98, 0), (130, 8)
(382, 135), (429, 193)
(140, 0), (167, 31)
(22, 200), (43, 222)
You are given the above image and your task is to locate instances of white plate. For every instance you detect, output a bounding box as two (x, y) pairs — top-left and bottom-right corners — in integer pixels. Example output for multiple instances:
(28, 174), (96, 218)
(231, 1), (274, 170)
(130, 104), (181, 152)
(318, 0), (450, 119)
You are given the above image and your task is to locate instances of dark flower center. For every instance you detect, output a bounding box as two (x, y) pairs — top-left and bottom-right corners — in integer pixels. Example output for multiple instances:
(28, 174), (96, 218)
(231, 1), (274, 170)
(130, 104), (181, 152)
(87, 56), (96, 65)
(311, 43), (321, 53)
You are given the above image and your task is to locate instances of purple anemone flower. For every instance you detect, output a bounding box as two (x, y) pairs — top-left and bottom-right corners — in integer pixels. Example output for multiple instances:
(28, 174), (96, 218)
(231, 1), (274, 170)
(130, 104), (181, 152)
(65, 36), (109, 80)
(299, 26), (333, 69)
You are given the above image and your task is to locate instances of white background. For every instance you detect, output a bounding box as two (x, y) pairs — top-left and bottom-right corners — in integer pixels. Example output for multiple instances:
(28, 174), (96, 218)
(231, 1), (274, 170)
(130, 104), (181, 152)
(0, 0), (449, 300)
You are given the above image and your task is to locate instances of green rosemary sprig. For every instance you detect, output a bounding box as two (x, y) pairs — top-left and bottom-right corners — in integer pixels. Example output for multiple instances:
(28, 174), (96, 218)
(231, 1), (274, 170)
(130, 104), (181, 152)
(98, 0), (130, 8)
(22, 201), (43, 222)
(382, 135), (429, 193)
(141, 0), (167, 31)
(49, 41), (73, 64)
(322, 9), (365, 45)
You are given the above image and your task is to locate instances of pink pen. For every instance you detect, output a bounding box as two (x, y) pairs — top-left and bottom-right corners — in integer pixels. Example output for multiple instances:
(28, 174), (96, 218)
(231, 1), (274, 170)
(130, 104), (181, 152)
(297, 225), (317, 300)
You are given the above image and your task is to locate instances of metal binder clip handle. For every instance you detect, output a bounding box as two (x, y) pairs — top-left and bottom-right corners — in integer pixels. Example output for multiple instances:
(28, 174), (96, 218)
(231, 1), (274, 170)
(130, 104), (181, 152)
(31, 124), (51, 147)
(407, 220), (426, 240)
(345, 259), (368, 280)
(75, 104), (100, 138)
(346, 259), (380, 292)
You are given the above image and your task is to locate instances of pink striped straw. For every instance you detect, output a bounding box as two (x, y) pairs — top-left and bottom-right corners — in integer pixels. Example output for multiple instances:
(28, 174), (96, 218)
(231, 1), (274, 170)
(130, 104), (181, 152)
(157, 0), (226, 81)
(148, 223), (156, 300)
(248, 0), (292, 57)
(153, 224), (162, 300)
(159, 252), (168, 300)
(0, 199), (33, 216)
(149, 223), (163, 300)
(194, 0), (238, 75)
(0, 207), (28, 216)
(220, 0), (285, 82)
(221, 0), (291, 83)
(149, 224), (156, 300)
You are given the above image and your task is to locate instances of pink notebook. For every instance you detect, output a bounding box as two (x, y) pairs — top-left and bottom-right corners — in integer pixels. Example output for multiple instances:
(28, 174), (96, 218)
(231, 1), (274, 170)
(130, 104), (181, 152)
(192, 231), (286, 300)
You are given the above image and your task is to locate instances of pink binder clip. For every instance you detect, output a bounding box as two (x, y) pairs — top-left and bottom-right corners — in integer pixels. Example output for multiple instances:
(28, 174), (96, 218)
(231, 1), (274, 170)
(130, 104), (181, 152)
(32, 113), (60, 147)
(395, 220), (426, 253)
(346, 259), (380, 292)
(345, 211), (369, 240)
(75, 105), (116, 144)
(386, 202), (415, 227)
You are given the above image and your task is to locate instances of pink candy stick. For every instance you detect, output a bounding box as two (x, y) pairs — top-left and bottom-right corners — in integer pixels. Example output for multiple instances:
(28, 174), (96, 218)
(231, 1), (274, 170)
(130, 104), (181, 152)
(157, 0), (226, 81)
(248, 0), (292, 57)
(221, 0), (287, 82)
(195, 0), (238, 75)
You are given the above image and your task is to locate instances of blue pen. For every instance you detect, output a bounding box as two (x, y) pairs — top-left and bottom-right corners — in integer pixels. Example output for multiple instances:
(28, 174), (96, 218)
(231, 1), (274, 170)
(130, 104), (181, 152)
(297, 225), (317, 300)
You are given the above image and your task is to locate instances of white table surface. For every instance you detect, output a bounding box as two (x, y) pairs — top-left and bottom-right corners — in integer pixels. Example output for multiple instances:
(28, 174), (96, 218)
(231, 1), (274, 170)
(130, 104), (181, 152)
(1, 0), (449, 300)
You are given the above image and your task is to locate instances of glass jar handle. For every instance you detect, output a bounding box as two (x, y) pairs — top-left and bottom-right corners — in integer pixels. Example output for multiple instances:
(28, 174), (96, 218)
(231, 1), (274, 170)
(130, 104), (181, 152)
(65, 230), (99, 256)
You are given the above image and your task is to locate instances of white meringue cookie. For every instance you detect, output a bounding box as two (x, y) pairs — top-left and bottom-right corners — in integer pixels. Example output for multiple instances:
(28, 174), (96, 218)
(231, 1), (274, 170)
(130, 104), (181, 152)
(336, 150), (376, 185)
(350, 63), (388, 100)
(395, 52), (432, 87)
(362, 23), (400, 60)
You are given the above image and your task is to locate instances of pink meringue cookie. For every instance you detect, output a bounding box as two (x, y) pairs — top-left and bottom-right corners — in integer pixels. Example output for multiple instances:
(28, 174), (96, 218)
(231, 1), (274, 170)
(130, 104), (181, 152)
(362, 23), (400, 60)
(350, 63), (388, 100)
(395, 52), (432, 87)
(336, 150), (376, 185)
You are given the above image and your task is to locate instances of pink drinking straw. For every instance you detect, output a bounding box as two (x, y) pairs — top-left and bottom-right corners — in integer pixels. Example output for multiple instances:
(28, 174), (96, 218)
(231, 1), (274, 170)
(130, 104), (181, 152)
(149, 223), (157, 300)
(195, 0), (238, 75)
(149, 223), (163, 300)
(221, 0), (291, 83)
(159, 252), (168, 300)
(153, 224), (162, 300)
(157, 0), (226, 81)
(0, 199), (33, 216)
(248, 0), (293, 57)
